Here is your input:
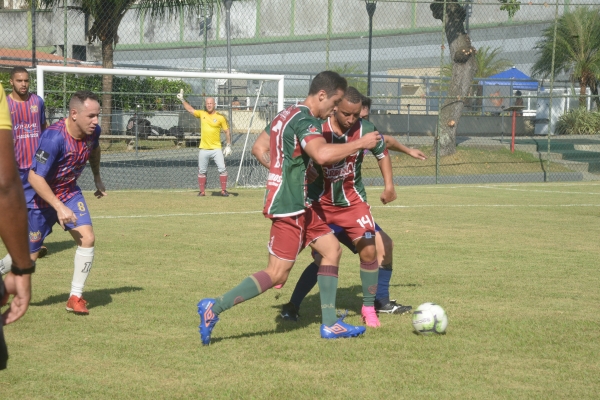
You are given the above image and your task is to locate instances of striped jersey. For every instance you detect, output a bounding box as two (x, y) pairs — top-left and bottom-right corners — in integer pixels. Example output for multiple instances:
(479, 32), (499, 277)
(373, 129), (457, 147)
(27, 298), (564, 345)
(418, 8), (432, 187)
(7, 93), (46, 169)
(308, 117), (387, 207)
(263, 105), (324, 218)
(30, 119), (100, 209)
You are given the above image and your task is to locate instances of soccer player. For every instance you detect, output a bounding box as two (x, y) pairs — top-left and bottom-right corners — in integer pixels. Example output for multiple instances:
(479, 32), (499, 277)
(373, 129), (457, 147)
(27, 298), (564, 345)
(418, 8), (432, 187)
(0, 82), (35, 370)
(178, 93), (232, 197)
(0, 67), (49, 271)
(27, 90), (106, 315)
(197, 71), (382, 345)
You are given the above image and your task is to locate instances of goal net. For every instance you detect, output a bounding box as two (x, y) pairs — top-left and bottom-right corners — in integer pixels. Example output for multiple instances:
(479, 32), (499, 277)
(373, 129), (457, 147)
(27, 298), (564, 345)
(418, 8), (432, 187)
(35, 65), (284, 191)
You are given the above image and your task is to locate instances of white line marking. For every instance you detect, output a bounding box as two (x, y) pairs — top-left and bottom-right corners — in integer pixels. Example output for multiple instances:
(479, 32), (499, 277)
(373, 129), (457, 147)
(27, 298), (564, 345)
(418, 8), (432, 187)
(94, 210), (262, 219)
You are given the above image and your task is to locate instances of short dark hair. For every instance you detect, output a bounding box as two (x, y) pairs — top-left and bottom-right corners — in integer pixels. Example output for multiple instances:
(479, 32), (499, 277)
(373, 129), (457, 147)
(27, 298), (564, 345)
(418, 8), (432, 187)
(10, 67), (29, 79)
(344, 87), (362, 104)
(361, 94), (372, 110)
(308, 71), (347, 97)
(69, 90), (100, 110)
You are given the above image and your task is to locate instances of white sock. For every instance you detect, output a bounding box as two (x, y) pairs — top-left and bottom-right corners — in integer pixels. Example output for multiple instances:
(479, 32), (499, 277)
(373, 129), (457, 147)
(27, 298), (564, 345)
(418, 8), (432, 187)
(70, 246), (94, 298)
(0, 254), (12, 275)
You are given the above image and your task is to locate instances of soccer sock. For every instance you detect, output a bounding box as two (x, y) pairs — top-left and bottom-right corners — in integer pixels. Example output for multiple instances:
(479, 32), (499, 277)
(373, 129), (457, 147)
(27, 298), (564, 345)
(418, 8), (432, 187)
(198, 175), (206, 193)
(70, 246), (94, 298)
(0, 254), (12, 275)
(360, 259), (379, 307)
(213, 271), (272, 315)
(290, 262), (319, 310)
(375, 263), (393, 305)
(219, 173), (228, 191)
(317, 265), (339, 326)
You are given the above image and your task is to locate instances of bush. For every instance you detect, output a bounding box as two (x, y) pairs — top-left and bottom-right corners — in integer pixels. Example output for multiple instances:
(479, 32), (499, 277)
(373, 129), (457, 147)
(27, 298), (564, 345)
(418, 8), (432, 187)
(556, 107), (600, 135)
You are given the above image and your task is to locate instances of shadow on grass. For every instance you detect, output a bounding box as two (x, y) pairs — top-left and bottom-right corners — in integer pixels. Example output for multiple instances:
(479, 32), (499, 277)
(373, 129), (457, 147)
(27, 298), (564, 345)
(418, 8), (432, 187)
(30, 286), (144, 309)
(38, 240), (76, 257)
(207, 191), (239, 197)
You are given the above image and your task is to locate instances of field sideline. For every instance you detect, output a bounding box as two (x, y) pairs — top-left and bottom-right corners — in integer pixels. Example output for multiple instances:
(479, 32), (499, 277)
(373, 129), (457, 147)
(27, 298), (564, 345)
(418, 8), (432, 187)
(1, 183), (599, 399)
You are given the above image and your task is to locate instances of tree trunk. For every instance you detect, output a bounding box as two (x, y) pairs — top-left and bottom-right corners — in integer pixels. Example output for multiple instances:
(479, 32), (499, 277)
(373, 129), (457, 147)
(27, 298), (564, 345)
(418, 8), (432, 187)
(430, 0), (478, 157)
(101, 40), (113, 134)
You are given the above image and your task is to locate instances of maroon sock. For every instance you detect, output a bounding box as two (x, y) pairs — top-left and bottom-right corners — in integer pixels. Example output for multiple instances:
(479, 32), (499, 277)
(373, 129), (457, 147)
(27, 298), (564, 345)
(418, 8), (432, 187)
(219, 174), (228, 191)
(198, 175), (206, 193)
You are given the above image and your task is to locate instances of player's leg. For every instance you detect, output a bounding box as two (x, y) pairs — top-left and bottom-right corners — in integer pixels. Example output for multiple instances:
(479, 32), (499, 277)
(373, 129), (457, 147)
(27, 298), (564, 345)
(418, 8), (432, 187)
(197, 149), (210, 196)
(65, 195), (95, 315)
(213, 149), (229, 196)
(0, 280), (8, 370)
(374, 228), (412, 315)
(353, 236), (380, 327)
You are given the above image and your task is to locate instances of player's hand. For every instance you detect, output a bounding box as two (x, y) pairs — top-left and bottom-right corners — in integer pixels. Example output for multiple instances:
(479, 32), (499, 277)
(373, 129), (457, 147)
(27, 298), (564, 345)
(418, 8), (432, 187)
(223, 144), (232, 157)
(176, 89), (185, 103)
(408, 148), (427, 160)
(56, 203), (77, 229)
(94, 178), (107, 199)
(306, 165), (319, 184)
(360, 131), (383, 150)
(1, 272), (31, 325)
(380, 187), (397, 205)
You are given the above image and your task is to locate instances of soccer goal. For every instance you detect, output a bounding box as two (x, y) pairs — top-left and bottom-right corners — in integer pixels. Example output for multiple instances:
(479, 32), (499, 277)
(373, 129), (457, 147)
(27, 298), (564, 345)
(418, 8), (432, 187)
(35, 65), (284, 190)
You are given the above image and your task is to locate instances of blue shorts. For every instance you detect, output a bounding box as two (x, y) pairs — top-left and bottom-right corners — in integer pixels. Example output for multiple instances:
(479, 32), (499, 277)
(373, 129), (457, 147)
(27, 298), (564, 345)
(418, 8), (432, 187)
(19, 168), (36, 206)
(28, 192), (92, 253)
(313, 222), (382, 258)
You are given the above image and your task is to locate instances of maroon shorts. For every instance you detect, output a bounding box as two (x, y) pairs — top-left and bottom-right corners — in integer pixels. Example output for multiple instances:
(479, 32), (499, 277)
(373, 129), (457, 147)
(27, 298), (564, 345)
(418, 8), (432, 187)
(312, 202), (376, 243)
(268, 208), (333, 261)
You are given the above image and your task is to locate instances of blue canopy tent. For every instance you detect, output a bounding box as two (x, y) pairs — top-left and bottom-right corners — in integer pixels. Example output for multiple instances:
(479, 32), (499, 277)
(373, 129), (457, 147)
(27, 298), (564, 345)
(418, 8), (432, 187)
(481, 67), (539, 91)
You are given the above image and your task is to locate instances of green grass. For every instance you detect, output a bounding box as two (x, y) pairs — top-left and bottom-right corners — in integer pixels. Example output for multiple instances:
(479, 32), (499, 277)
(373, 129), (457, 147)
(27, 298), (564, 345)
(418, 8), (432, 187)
(1, 184), (600, 398)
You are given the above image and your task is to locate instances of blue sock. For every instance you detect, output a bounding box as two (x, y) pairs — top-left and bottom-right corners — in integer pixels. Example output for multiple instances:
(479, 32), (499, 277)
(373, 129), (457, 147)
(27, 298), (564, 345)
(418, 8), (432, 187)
(375, 267), (392, 305)
(290, 262), (319, 310)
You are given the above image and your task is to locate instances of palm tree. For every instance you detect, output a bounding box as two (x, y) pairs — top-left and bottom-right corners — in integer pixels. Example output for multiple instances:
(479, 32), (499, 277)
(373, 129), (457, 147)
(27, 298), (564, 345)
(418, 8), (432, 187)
(37, 0), (222, 133)
(531, 6), (600, 109)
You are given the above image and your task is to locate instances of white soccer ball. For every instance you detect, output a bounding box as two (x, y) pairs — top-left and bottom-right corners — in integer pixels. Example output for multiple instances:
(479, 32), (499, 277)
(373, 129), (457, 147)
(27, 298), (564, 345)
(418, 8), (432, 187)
(412, 302), (448, 335)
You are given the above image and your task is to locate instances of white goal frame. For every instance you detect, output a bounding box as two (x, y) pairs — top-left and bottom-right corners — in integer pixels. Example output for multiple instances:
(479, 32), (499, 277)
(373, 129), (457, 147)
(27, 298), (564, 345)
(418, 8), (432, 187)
(35, 65), (285, 111)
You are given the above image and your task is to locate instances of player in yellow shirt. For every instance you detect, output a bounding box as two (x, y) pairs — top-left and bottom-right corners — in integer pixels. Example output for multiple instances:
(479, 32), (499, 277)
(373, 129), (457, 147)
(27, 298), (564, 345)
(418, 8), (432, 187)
(178, 92), (231, 197)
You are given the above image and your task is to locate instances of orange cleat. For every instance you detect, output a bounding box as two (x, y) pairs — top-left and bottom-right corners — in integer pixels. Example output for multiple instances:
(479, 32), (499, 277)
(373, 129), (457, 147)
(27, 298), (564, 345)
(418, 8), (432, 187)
(66, 295), (89, 315)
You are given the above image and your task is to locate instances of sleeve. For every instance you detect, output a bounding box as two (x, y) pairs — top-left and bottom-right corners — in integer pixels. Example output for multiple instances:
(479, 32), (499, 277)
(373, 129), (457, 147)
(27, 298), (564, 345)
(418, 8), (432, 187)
(294, 115), (323, 149)
(39, 97), (47, 126)
(219, 114), (229, 130)
(363, 120), (387, 160)
(0, 84), (11, 131)
(264, 122), (271, 135)
(193, 110), (204, 119)
(31, 132), (61, 179)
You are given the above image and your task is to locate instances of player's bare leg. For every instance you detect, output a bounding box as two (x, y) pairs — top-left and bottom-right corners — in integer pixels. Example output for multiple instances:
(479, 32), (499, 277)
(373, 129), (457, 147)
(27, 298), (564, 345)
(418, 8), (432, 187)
(66, 225), (96, 315)
(354, 237), (381, 327)
(374, 230), (411, 315)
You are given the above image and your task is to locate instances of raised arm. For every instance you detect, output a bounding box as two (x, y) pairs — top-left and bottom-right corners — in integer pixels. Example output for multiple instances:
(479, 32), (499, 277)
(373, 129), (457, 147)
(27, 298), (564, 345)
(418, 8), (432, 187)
(252, 130), (271, 169)
(384, 135), (427, 160)
(177, 89), (197, 116)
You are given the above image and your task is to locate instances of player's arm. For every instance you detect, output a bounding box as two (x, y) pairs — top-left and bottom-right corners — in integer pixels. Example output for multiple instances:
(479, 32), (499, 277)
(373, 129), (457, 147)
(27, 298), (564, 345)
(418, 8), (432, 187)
(304, 131), (382, 165)
(28, 170), (76, 229)
(384, 135), (427, 160)
(251, 130), (270, 169)
(176, 89), (197, 116)
(89, 145), (106, 199)
(0, 93), (32, 325)
(377, 154), (397, 205)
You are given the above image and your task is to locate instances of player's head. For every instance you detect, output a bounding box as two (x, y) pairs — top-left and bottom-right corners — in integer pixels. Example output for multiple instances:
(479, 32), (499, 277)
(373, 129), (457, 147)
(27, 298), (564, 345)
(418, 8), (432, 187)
(204, 97), (216, 113)
(69, 90), (100, 137)
(360, 94), (372, 119)
(308, 71), (347, 119)
(9, 67), (30, 97)
(333, 86), (362, 131)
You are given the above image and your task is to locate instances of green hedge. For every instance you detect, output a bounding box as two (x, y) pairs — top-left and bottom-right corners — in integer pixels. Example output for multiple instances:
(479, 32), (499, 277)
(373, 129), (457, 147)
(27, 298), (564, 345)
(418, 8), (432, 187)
(556, 108), (600, 135)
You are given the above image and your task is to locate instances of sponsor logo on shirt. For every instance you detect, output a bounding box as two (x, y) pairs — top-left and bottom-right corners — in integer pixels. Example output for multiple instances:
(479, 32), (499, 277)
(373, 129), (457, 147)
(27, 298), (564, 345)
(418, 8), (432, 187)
(267, 172), (282, 185)
(323, 161), (354, 182)
(29, 230), (42, 242)
(34, 149), (49, 164)
(308, 125), (318, 133)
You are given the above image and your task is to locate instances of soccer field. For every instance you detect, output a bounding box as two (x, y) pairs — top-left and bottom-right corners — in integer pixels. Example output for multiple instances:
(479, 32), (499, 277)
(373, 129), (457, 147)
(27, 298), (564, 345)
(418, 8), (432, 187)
(1, 183), (599, 399)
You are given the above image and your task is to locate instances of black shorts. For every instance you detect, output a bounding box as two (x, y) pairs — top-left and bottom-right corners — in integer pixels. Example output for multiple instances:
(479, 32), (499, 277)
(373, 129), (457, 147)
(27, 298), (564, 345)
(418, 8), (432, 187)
(0, 280), (8, 370)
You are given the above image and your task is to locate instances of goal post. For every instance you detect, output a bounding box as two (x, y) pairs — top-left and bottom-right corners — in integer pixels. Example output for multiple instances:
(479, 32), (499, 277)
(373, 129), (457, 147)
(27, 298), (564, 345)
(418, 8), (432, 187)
(34, 65), (285, 191)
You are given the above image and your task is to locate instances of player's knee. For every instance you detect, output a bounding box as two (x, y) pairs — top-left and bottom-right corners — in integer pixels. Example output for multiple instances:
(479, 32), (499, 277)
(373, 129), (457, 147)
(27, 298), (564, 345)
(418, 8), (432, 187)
(79, 232), (95, 248)
(359, 246), (377, 263)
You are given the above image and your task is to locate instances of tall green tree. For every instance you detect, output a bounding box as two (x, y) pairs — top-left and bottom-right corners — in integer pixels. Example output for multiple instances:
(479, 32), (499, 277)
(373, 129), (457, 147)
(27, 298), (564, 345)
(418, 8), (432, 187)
(36, 0), (222, 133)
(531, 6), (600, 110)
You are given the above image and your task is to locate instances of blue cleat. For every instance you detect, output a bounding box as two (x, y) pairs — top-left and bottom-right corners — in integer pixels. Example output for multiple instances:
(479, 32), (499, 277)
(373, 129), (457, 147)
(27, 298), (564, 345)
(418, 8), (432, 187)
(197, 298), (219, 346)
(320, 313), (366, 339)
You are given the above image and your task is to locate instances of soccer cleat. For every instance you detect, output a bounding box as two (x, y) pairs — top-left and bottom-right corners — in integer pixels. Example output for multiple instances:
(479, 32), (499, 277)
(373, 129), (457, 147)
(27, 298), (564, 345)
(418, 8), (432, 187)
(197, 191), (205, 197)
(38, 246), (48, 259)
(280, 302), (299, 321)
(375, 299), (413, 315)
(361, 305), (381, 327)
(197, 298), (219, 346)
(66, 295), (89, 315)
(321, 313), (366, 339)
(221, 190), (230, 197)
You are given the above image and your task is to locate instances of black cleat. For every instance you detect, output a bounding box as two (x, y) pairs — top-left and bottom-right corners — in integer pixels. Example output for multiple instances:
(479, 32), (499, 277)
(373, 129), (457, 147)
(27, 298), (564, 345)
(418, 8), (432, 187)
(375, 300), (412, 315)
(38, 246), (48, 259)
(280, 302), (300, 321)
(221, 190), (230, 197)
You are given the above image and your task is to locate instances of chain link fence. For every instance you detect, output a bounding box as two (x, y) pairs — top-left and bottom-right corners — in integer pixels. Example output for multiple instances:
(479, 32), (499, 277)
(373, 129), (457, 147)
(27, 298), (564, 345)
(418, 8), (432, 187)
(1, 0), (599, 190)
